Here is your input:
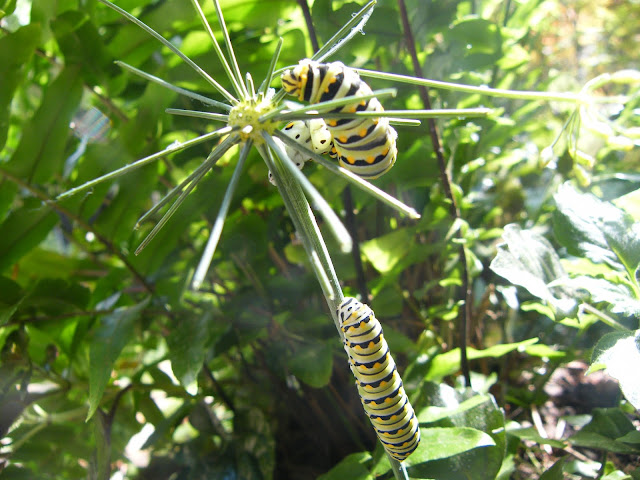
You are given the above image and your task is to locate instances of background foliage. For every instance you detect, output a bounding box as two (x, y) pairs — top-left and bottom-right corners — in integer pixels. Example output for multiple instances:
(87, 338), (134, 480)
(1, 0), (639, 479)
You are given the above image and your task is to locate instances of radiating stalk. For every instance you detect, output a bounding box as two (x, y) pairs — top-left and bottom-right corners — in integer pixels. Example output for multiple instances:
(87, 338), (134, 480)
(274, 130), (420, 219)
(211, 0), (248, 98)
(356, 67), (584, 103)
(95, 0), (237, 104)
(192, 140), (251, 289)
(135, 143), (229, 228)
(264, 134), (352, 254)
(312, 0), (376, 63)
(246, 73), (256, 98)
(189, 0), (245, 98)
(165, 109), (229, 122)
(57, 126), (235, 200)
(257, 37), (283, 97)
(278, 108), (493, 122)
(257, 144), (344, 333)
(261, 89), (397, 123)
(115, 62), (231, 111)
(135, 134), (240, 255)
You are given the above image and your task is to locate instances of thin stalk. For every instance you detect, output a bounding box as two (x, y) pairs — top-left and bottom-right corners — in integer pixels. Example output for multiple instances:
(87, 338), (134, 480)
(312, 0), (376, 63)
(192, 140), (251, 289)
(246, 73), (256, 98)
(263, 89), (397, 122)
(264, 135), (352, 254)
(356, 68), (584, 103)
(258, 37), (283, 97)
(135, 142), (229, 227)
(257, 142), (344, 333)
(95, 0), (237, 104)
(190, 0), (245, 98)
(165, 109), (229, 122)
(277, 108), (493, 121)
(211, 0), (249, 98)
(135, 134), (239, 255)
(57, 126), (234, 200)
(115, 61), (231, 111)
(274, 130), (420, 219)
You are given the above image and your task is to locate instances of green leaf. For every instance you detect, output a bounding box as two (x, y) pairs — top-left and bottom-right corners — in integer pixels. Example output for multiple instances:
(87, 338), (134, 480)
(554, 183), (640, 282)
(490, 223), (579, 318)
(287, 340), (333, 388)
(506, 427), (567, 449)
(539, 457), (567, 480)
(4, 66), (83, 183)
(317, 452), (373, 480)
(407, 427), (495, 464)
(569, 408), (640, 454)
(361, 228), (416, 273)
(426, 338), (539, 381)
(167, 311), (213, 387)
(51, 10), (116, 86)
(399, 383), (505, 480)
(0, 202), (58, 273)
(0, 23), (40, 150)
(569, 276), (640, 316)
(88, 299), (149, 420)
(590, 330), (640, 409)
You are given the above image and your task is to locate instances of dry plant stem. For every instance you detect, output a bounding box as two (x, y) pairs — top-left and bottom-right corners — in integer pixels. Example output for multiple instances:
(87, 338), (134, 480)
(397, 0), (471, 386)
(0, 168), (154, 294)
(296, 0), (320, 53)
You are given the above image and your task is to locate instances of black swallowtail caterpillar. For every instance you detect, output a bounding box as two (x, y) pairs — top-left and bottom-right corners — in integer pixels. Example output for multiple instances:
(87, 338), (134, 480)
(268, 118), (333, 186)
(281, 60), (397, 180)
(337, 297), (420, 461)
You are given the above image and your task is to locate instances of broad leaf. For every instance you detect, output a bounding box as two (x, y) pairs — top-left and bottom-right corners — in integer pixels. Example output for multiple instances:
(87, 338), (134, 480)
(0, 201), (58, 273)
(317, 452), (373, 480)
(287, 340), (333, 388)
(4, 66), (83, 183)
(0, 23), (40, 150)
(569, 408), (640, 454)
(167, 310), (214, 387)
(490, 223), (579, 318)
(88, 299), (149, 420)
(590, 330), (640, 409)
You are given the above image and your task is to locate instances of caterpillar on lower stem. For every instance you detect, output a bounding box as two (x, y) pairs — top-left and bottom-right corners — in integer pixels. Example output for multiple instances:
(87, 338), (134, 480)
(337, 297), (420, 461)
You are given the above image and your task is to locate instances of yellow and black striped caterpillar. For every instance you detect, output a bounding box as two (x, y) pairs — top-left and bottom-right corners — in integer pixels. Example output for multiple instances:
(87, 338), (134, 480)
(281, 60), (397, 179)
(268, 118), (333, 186)
(337, 297), (420, 461)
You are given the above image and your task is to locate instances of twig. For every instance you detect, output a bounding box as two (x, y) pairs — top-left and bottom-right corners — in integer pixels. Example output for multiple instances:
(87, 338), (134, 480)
(397, 0), (471, 386)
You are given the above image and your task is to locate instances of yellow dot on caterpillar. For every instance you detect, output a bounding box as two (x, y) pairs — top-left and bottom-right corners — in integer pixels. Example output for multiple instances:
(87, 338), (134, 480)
(366, 156), (375, 164)
(338, 136), (347, 143)
(359, 129), (367, 137)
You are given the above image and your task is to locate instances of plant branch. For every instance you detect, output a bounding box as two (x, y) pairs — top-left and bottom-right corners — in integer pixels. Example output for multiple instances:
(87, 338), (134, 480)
(397, 0), (471, 387)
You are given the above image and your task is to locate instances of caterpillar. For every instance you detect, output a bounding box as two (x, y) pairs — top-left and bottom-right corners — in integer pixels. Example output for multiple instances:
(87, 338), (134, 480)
(337, 297), (420, 461)
(268, 118), (333, 186)
(281, 59), (397, 180)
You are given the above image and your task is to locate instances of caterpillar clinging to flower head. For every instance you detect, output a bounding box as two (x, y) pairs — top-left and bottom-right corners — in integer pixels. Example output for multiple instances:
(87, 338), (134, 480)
(281, 60), (397, 180)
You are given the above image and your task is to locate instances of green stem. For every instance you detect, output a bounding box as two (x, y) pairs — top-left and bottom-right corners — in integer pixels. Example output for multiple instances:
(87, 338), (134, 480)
(580, 303), (629, 331)
(356, 68), (585, 103)
(257, 140), (344, 333)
